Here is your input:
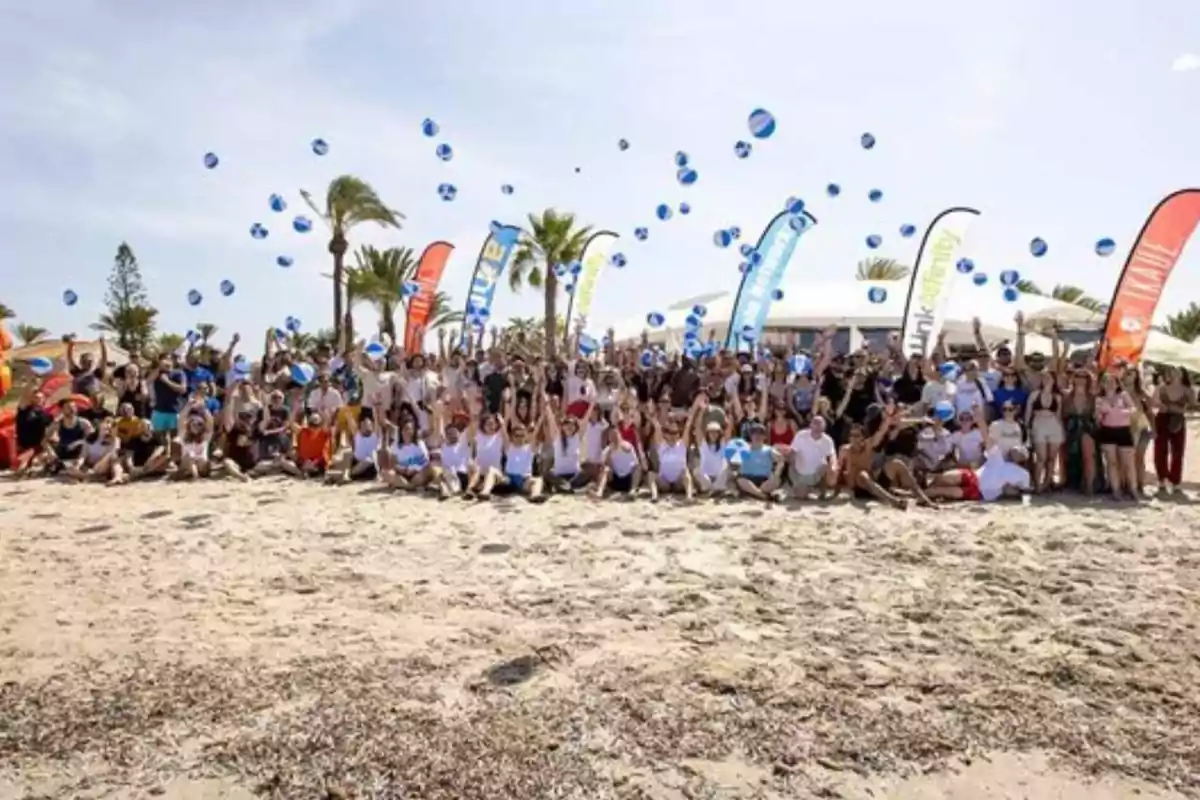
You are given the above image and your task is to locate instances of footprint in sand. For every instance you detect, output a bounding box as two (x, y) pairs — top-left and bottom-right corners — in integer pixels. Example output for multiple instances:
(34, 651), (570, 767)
(75, 524), (113, 535)
(485, 654), (540, 686)
(141, 509), (173, 520)
(620, 529), (653, 539)
(31, 512), (61, 520)
(583, 520), (609, 531)
(696, 521), (723, 531)
(203, 492), (231, 500)
(4, 488), (31, 497)
(480, 543), (511, 554)
(256, 497), (282, 507)
(180, 514), (214, 529)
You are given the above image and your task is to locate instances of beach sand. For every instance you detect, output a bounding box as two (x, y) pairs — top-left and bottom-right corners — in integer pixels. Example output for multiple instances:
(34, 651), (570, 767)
(2, 446), (1199, 798)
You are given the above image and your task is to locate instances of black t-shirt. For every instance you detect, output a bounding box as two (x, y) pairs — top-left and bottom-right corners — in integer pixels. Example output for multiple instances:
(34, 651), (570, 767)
(821, 369), (845, 407)
(70, 365), (102, 396)
(15, 406), (53, 450)
(669, 368), (700, 408)
(884, 425), (919, 458)
(153, 372), (187, 413)
(891, 374), (925, 405)
(125, 435), (158, 467)
(482, 370), (509, 414)
(842, 383), (876, 423)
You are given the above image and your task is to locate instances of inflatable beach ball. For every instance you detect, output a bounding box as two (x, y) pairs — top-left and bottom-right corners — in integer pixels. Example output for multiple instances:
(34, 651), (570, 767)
(646, 312), (665, 328)
(729, 226), (742, 239)
(956, 258), (975, 274)
(277, 255), (294, 268)
(402, 280), (421, 298)
(656, 203), (673, 221)
(1030, 237), (1048, 257)
(1003, 287), (1020, 302)
(578, 334), (600, 356)
(972, 272), (988, 286)
(421, 118), (439, 137)
(747, 108), (776, 139)
(679, 202), (691, 215)
(739, 243), (755, 257)
(28, 356), (54, 376)
(187, 289), (203, 306)
(999, 269), (1020, 287)
(286, 316), (303, 333)
(860, 132), (876, 150)
(269, 194), (287, 213)
(784, 196), (805, 215)
(250, 223), (268, 240)
(676, 167), (698, 186)
(610, 253), (627, 268)
(692, 304), (707, 317)
(734, 141), (752, 159)
(311, 138), (329, 156)
(62, 289), (78, 307)
(292, 216), (313, 233)
(618, 138), (630, 151)
(867, 286), (887, 304)
(436, 143), (453, 161)
(724, 438), (749, 462)
(290, 362), (316, 386)
(365, 342), (387, 361)
(674, 151), (689, 168)
(826, 183), (841, 198)
(866, 234), (882, 249)
(868, 188), (883, 203)
(437, 183), (457, 201)
(634, 227), (649, 240)
(219, 279), (236, 296)
(771, 288), (784, 301)
(501, 184), (514, 195)
(899, 224), (916, 238)
(203, 152), (219, 169)
(1095, 237), (1116, 257)
(789, 215), (809, 233)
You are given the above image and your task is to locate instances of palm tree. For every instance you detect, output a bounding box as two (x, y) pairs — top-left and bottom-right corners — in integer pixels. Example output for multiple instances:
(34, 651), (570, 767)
(0, 303), (14, 321)
(1165, 302), (1200, 343)
(502, 315), (566, 354)
(14, 324), (49, 345)
(92, 305), (157, 353)
(348, 245), (415, 341)
(195, 323), (218, 343)
(154, 332), (186, 354)
(1016, 282), (1108, 313)
(300, 175), (404, 349)
(422, 292), (463, 337)
(510, 209), (593, 359)
(855, 257), (910, 281)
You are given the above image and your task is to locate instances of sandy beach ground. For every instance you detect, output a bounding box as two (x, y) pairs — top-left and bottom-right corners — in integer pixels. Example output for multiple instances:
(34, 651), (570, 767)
(2, 442), (1199, 798)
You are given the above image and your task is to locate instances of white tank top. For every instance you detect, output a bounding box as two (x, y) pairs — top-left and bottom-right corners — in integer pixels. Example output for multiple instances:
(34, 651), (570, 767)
(86, 439), (109, 465)
(441, 438), (470, 472)
(392, 441), (429, 469)
(353, 432), (380, 462)
(182, 439), (208, 462)
(552, 434), (582, 476)
(610, 444), (637, 477)
(476, 432), (503, 470)
(698, 442), (725, 477)
(505, 443), (534, 476)
(657, 441), (688, 482)
(584, 421), (606, 463)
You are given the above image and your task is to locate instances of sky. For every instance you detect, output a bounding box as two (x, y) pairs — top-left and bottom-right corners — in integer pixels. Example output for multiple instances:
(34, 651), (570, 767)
(2, 0), (1199, 350)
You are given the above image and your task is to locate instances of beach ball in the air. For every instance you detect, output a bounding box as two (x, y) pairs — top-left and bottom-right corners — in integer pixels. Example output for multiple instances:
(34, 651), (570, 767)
(956, 258), (975, 274)
(741, 326), (757, 342)
(501, 184), (514, 195)
(867, 286), (887, 304)
(748, 250), (764, 267)
(734, 141), (752, 158)
(219, 279), (235, 297)
(866, 234), (882, 249)
(748, 108), (776, 139)
(868, 188), (883, 203)
(437, 183), (457, 201)
(311, 138), (329, 156)
(692, 304), (707, 317)
(187, 289), (203, 307)
(723, 438), (749, 463)
(553, 263), (568, 278)
(656, 203), (673, 221)
(900, 223), (916, 238)
(784, 196), (805, 215)
(676, 167), (698, 186)
(277, 255), (293, 268)
(569, 261), (583, 276)
(286, 315), (302, 333)
(972, 272), (988, 286)
(674, 151), (689, 167)
(729, 226), (742, 239)
(1003, 287), (1020, 303)
(250, 223), (268, 240)
(578, 334), (600, 356)
(826, 183), (841, 198)
(1095, 237), (1116, 257)
(738, 261), (752, 274)
(402, 280), (421, 298)
(293, 215), (313, 233)
(436, 143), (453, 161)
(203, 152), (219, 169)
(634, 227), (649, 241)
(789, 215), (809, 233)
(860, 132), (876, 150)
(618, 138), (630, 151)
(647, 312), (665, 328)
(563, 282), (576, 295)
(421, 118), (439, 137)
(771, 288), (785, 301)
(1030, 237), (1048, 257)
(365, 342), (387, 361)
(611, 252), (627, 268)
(679, 202), (691, 215)
(290, 362), (316, 386)
(28, 356), (54, 376)
(739, 243), (755, 257)
(269, 194), (287, 213)
(62, 289), (78, 307)
(999, 269), (1020, 287)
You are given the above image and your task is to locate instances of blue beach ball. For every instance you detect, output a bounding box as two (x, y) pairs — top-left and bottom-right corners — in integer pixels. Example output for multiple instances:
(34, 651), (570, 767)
(611, 253), (627, 268)
(421, 118), (439, 137)
(618, 138), (630, 151)
(203, 152), (219, 169)
(679, 202), (691, 215)
(250, 223), (268, 240)
(62, 289), (78, 307)
(656, 203), (673, 221)
(276, 255), (293, 268)
(634, 227), (649, 241)
(269, 194), (287, 213)
(1003, 287), (1020, 302)
(647, 312), (665, 328)
(956, 258), (975, 274)
(436, 143), (453, 161)
(866, 234), (882, 249)
(292, 216), (312, 233)
(868, 188), (883, 203)
(187, 289), (203, 307)
(739, 243), (755, 257)
(1000, 269), (1020, 287)
(867, 286), (887, 304)
(973, 272), (989, 286)
(784, 196), (805, 215)
(748, 108), (776, 139)
(1030, 237), (1048, 257)
(729, 226), (742, 239)
(674, 151), (689, 167)
(676, 167), (698, 186)
(219, 280), (235, 297)
(310, 138), (329, 156)
(826, 183), (841, 197)
(900, 224), (916, 238)
(1095, 237), (1116, 257)
(734, 141), (752, 158)
(861, 132), (876, 149)
(501, 184), (514, 195)
(437, 183), (457, 201)
(771, 288), (784, 301)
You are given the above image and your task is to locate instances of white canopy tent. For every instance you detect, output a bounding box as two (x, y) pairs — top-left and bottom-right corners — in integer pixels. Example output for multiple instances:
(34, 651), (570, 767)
(608, 278), (1200, 371)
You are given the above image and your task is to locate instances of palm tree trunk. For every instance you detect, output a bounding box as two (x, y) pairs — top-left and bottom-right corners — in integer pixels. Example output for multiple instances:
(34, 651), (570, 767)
(330, 235), (347, 350)
(543, 272), (558, 361)
(343, 309), (355, 354)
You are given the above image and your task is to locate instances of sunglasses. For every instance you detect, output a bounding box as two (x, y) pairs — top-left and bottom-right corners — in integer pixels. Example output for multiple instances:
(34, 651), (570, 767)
(1002, 405), (1016, 412)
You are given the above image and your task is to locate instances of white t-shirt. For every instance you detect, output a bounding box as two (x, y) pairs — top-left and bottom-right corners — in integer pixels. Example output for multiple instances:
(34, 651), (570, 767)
(352, 432), (380, 462)
(657, 441), (688, 483)
(475, 432), (504, 471)
(360, 370), (395, 410)
(392, 441), (429, 470)
(609, 443), (638, 477)
(697, 442), (725, 478)
(505, 443), (535, 476)
(441, 437), (471, 472)
(950, 428), (985, 464)
(583, 421), (607, 463)
(405, 371), (440, 406)
(918, 427), (953, 466)
(552, 434), (582, 476)
(988, 419), (1024, 454)
(954, 377), (992, 416)
(976, 445), (1031, 501)
(921, 380), (955, 410)
(789, 430), (835, 475)
(307, 386), (345, 415)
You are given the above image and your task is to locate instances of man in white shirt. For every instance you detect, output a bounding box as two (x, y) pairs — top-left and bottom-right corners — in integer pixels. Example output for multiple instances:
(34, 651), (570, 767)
(306, 371), (345, 422)
(785, 415), (837, 499)
(922, 444), (1031, 502)
(954, 360), (993, 420)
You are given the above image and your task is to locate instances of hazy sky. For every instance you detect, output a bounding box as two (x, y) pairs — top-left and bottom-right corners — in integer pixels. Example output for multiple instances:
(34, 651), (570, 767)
(2, 0), (1198, 346)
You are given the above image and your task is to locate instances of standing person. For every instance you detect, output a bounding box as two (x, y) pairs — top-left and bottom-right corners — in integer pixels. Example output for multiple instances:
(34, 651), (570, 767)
(1063, 368), (1101, 495)
(1123, 369), (1154, 495)
(1094, 371), (1138, 501)
(1153, 366), (1192, 494)
(1025, 370), (1064, 492)
(149, 357), (188, 442)
(785, 415), (837, 500)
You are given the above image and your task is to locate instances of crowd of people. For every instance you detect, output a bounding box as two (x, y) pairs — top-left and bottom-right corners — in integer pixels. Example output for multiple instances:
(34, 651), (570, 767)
(6, 312), (1196, 508)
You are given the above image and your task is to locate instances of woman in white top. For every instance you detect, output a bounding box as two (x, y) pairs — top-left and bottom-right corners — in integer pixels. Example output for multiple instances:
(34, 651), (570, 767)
(542, 402), (589, 493)
(327, 415), (383, 484)
(427, 393), (474, 499)
(68, 416), (125, 485)
(385, 416), (434, 490)
(591, 426), (645, 499)
(478, 391), (546, 502)
(171, 402), (215, 481)
(645, 400), (698, 501)
(691, 396), (731, 496)
(950, 410), (986, 468)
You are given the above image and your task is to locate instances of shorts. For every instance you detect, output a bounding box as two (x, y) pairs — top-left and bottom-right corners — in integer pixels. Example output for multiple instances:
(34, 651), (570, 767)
(742, 474), (770, 487)
(789, 464), (827, 488)
(1031, 416), (1065, 447)
(1095, 425), (1134, 448)
(610, 471), (634, 493)
(499, 473), (527, 494)
(853, 487), (874, 500)
(566, 400), (590, 418)
(150, 410), (179, 433)
(351, 460), (378, 481)
(959, 468), (982, 501)
(336, 405), (360, 435)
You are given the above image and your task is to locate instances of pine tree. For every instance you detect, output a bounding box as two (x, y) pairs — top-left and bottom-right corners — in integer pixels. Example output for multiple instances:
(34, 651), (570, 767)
(91, 242), (158, 352)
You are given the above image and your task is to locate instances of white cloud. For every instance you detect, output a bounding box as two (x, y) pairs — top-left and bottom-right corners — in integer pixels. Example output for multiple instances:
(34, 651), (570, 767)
(1171, 53), (1200, 72)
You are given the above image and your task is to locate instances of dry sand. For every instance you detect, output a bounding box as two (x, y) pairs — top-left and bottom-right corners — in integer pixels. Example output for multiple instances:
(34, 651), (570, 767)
(1, 450), (1199, 798)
